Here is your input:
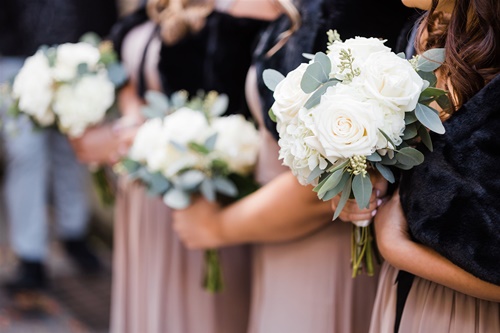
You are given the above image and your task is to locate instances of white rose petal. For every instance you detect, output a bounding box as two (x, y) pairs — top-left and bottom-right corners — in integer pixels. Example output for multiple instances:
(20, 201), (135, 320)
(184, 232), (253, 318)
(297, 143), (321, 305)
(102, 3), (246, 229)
(53, 43), (101, 81)
(162, 107), (210, 145)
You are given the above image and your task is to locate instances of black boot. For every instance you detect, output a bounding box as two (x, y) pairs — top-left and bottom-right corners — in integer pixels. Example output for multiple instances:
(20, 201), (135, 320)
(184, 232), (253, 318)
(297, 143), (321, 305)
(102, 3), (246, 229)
(4, 259), (47, 295)
(62, 238), (102, 274)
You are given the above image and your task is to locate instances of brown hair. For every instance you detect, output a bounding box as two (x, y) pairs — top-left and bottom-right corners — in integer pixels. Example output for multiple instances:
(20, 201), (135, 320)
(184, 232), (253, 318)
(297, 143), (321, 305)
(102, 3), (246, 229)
(417, 0), (500, 110)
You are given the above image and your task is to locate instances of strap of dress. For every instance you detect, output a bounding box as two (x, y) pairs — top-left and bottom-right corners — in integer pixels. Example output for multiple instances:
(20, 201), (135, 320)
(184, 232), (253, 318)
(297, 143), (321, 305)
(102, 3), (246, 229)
(137, 25), (160, 98)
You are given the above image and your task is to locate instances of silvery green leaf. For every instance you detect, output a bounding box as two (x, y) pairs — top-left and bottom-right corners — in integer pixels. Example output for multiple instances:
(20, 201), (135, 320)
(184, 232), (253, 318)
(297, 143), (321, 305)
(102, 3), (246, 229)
(262, 69), (285, 92)
(314, 52), (332, 80)
(417, 48), (445, 72)
(213, 177), (238, 197)
(396, 147), (425, 166)
(419, 87), (447, 101)
(200, 179), (216, 202)
(317, 169), (344, 198)
(170, 140), (187, 152)
(378, 129), (397, 149)
(396, 52), (406, 59)
(176, 170), (206, 190)
(148, 172), (171, 196)
(415, 103), (445, 134)
(304, 80), (339, 109)
(302, 53), (315, 60)
(107, 63), (128, 87)
(327, 159), (349, 173)
(381, 154), (397, 166)
(163, 188), (191, 209)
(77, 63), (89, 76)
(367, 152), (382, 162)
(301, 62), (329, 93)
(403, 123), (418, 140)
(121, 159), (141, 174)
(79, 32), (101, 46)
(188, 142), (210, 155)
(142, 105), (165, 119)
(375, 163), (395, 183)
(333, 176), (352, 220)
(417, 70), (437, 87)
(137, 168), (154, 184)
(145, 91), (169, 113)
(210, 94), (229, 117)
(306, 165), (324, 184)
(405, 111), (418, 125)
(170, 91), (188, 109)
(321, 172), (350, 201)
(436, 94), (451, 111)
(395, 163), (414, 170)
(352, 173), (372, 209)
(204, 133), (218, 151)
(418, 125), (433, 152)
(268, 108), (277, 122)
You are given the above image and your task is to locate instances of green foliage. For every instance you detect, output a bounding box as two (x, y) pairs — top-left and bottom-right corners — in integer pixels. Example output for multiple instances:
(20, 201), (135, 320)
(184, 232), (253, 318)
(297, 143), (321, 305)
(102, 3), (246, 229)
(375, 163), (395, 183)
(396, 147), (425, 167)
(352, 173), (372, 209)
(415, 103), (445, 134)
(262, 69), (285, 92)
(417, 48), (446, 72)
(304, 79), (339, 109)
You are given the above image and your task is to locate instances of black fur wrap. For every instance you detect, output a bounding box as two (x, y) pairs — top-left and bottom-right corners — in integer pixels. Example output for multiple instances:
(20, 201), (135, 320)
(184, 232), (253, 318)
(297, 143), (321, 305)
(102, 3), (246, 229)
(400, 74), (500, 285)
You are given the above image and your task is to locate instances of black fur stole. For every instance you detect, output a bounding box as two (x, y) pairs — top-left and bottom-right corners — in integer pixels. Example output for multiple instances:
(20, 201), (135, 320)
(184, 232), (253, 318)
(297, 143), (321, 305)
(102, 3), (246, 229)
(400, 74), (500, 285)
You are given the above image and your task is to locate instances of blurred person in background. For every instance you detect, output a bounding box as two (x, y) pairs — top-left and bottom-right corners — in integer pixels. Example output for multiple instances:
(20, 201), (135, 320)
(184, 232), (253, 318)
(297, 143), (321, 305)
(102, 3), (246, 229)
(69, 0), (266, 332)
(0, 0), (117, 294)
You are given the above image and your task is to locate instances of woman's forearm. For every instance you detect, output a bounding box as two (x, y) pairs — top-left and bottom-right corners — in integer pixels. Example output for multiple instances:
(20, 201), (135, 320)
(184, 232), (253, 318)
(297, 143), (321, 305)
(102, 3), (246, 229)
(386, 239), (500, 302)
(218, 172), (333, 245)
(216, 0), (283, 21)
(117, 82), (143, 118)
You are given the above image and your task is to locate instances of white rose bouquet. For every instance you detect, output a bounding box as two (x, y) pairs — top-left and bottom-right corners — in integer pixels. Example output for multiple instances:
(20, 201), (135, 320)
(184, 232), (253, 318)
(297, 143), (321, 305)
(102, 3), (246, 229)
(119, 90), (260, 292)
(7, 33), (127, 206)
(264, 31), (448, 277)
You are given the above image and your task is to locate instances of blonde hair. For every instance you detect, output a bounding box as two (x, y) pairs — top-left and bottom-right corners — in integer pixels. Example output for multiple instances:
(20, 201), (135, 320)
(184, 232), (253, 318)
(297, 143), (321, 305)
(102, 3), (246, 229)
(266, 0), (301, 57)
(147, 0), (214, 45)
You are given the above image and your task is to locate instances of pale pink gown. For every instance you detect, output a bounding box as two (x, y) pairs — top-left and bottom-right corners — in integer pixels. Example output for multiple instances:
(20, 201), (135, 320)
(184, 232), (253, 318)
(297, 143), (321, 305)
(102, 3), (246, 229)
(110, 21), (251, 333)
(245, 67), (380, 333)
(369, 262), (500, 333)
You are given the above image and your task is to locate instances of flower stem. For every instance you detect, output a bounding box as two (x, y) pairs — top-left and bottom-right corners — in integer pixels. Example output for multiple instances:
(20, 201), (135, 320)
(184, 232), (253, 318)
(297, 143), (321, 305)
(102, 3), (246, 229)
(351, 224), (375, 278)
(203, 249), (224, 293)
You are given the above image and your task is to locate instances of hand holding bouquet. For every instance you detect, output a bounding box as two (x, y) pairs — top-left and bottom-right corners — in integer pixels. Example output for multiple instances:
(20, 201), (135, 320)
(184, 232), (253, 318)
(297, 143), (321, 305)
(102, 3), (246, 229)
(119, 90), (260, 291)
(264, 31), (448, 277)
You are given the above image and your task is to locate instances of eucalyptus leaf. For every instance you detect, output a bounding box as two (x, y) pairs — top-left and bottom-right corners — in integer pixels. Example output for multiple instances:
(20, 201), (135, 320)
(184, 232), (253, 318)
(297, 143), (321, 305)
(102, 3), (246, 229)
(268, 108), (277, 122)
(352, 173), (372, 209)
(375, 163), (395, 183)
(417, 70), (438, 87)
(77, 63), (89, 76)
(405, 111), (418, 125)
(262, 69), (285, 91)
(121, 159), (141, 174)
(148, 172), (171, 195)
(204, 133), (218, 151)
(213, 177), (238, 197)
(163, 188), (191, 209)
(314, 52), (332, 80)
(366, 152), (382, 162)
(306, 165), (324, 184)
(142, 105), (166, 119)
(436, 94), (451, 111)
(210, 94), (229, 117)
(333, 176), (352, 220)
(321, 172), (350, 201)
(79, 32), (101, 46)
(200, 179), (216, 202)
(417, 48), (445, 72)
(394, 163), (414, 170)
(170, 91), (188, 109)
(419, 87), (447, 100)
(317, 169), (344, 198)
(327, 159), (349, 173)
(418, 125), (433, 152)
(403, 123), (418, 140)
(378, 129), (397, 149)
(188, 142), (210, 155)
(107, 63), (128, 87)
(301, 62), (328, 93)
(396, 147), (425, 166)
(137, 168), (154, 184)
(415, 103), (445, 134)
(302, 53), (314, 60)
(396, 52), (406, 59)
(176, 170), (206, 190)
(145, 91), (170, 113)
(304, 80), (339, 109)
(170, 140), (187, 152)
(380, 154), (397, 166)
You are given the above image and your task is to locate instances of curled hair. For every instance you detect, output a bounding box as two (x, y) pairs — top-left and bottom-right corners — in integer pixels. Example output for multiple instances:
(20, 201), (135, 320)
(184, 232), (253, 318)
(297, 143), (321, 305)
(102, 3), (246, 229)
(417, 0), (500, 110)
(266, 0), (301, 57)
(147, 0), (213, 45)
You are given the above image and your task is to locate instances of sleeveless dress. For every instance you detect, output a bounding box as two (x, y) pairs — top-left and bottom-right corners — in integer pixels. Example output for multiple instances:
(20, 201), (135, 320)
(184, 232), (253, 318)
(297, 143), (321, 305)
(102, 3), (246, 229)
(110, 21), (251, 333)
(369, 263), (500, 333)
(246, 66), (380, 333)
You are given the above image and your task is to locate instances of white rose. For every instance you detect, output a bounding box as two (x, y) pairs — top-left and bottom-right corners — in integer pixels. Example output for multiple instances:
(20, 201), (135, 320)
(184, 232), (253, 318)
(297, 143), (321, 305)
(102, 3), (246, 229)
(12, 51), (55, 126)
(53, 43), (101, 81)
(272, 63), (311, 124)
(162, 107), (210, 145)
(356, 51), (424, 112)
(303, 88), (384, 161)
(129, 117), (165, 163)
(211, 115), (260, 175)
(53, 74), (115, 137)
(327, 37), (390, 80)
(278, 110), (328, 185)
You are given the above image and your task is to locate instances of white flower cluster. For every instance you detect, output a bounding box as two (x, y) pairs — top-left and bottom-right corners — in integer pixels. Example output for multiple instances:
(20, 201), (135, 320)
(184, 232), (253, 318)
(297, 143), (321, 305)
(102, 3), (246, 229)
(12, 42), (116, 137)
(129, 109), (260, 181)
(272, 37), (424, 184)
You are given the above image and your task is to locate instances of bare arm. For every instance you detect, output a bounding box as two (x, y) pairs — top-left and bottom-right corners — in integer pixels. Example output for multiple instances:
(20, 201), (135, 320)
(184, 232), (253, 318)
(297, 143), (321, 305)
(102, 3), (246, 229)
(215, 0), (283, 21)
(173, 171), (333, 248)
(375, 191), (500, 302)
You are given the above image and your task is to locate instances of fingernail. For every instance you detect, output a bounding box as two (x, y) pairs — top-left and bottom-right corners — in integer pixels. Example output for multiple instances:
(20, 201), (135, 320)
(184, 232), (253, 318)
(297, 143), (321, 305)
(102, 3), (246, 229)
(377, 199), (383, 206)
(376, 190), (381, 197)
(371, 210), (377, 217)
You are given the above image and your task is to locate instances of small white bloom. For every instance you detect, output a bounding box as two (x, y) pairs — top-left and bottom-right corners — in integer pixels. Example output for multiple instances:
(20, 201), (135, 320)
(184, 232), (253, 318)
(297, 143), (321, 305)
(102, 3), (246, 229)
(129, 117), (165, 163)
(162, 107), (210, 145)
(12, 51), (55, 126)
(53, 74), (115, 137)
(272, 63), (311, 124)
(53, 43), (101, 81)
(211, 115), (260, 175)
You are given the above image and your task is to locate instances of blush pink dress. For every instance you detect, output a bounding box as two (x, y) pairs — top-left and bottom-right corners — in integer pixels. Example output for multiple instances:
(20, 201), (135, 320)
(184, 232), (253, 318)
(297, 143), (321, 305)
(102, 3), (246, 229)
(369, 262), (500, 333)
(110, 21), (251, 333)
(245, 67), (380, 333)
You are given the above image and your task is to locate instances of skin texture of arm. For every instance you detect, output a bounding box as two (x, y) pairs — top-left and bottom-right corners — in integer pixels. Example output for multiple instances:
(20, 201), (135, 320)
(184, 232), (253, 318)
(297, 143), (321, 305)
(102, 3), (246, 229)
(218, 0), (283, 21)
(173, 171), (334, 248)
(375, 191), (500, 302)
